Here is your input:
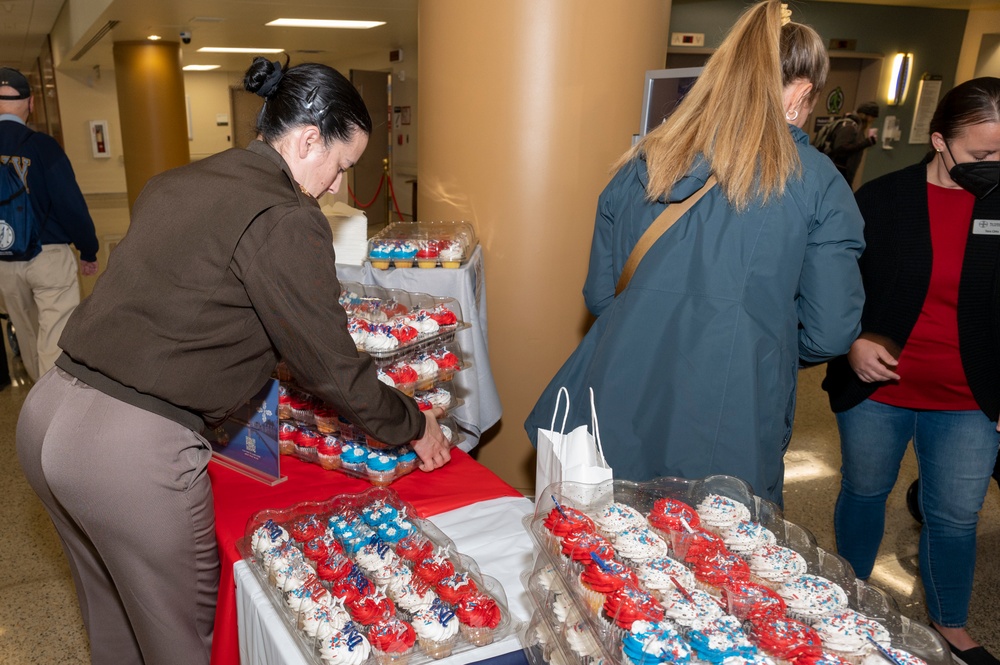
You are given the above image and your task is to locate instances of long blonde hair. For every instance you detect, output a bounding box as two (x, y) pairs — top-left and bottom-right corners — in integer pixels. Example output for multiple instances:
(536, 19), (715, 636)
(616, 0), (828, 211)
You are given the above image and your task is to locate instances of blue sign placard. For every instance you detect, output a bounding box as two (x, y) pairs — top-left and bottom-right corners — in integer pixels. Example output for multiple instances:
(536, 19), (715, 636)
(209, 379), (284, 484)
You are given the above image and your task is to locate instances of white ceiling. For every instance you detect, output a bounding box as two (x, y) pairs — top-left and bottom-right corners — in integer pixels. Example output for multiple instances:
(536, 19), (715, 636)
(3, 0), (1000, 76)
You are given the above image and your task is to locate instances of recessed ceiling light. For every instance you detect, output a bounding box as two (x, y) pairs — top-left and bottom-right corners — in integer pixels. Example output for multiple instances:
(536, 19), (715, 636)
(198, 47), (285, 54)
(265, 18), (385, 29)
(147, 35), (162, 41)
(183, 65), (221, 71)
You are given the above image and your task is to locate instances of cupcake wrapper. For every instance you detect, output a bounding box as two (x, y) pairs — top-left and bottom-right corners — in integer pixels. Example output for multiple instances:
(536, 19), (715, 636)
(373, 647), (414, 665)
(748, 573), (783, 592)
(368, 470), (396, 487)
(418, 635), (458, 659)
(394, 261), (414, 269)
(460, 624), (495, 647)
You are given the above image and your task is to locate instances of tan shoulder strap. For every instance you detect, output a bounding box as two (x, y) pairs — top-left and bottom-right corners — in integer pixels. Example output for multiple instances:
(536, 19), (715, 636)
(615, 175), (717, 297)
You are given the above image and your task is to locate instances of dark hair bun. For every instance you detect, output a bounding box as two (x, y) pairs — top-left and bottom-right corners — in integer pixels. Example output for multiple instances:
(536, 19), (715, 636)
(244, 57), (284, 98)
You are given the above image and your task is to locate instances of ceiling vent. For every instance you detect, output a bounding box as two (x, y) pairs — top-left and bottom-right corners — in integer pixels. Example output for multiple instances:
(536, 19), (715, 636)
(70, 20), (120, 61)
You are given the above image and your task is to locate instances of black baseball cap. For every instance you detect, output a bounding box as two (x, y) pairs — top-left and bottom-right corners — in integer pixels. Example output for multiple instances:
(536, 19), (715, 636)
(0, 68), (31, 100)
(857, 101), (879, 118)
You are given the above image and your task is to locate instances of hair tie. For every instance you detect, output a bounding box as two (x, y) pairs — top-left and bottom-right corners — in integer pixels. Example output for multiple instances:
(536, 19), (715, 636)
(256, 62), (284, 98)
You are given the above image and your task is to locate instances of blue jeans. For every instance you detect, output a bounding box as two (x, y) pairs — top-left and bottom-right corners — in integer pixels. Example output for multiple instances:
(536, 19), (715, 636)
(834, 399), (999, 627)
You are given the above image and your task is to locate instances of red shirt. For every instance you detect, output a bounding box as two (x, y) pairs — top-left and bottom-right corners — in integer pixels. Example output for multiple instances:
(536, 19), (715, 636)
(872, 182), (979, 410)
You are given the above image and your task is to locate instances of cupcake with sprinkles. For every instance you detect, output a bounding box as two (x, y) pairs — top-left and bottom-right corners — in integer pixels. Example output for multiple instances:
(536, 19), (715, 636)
(414, 552), (456, 587)
(686, 615), (758, 663)
(722, 520), (777, 559)
(251, 519), (290, 557)
(690, 548), (751, 597)
(613, 525), (669, 564)
(647, 497), (702, 540)
(697, 494), (752, 535)
(320, 622), (372, 665)
(395, 532), (434, 565)
(454, 592), (502, 646)
(592, 502), (648, 538)
(661, 587), (727, 634)
(720, 580), (786, 622)
(564, 620), (605, 660)
(543, 501), (596, 541)
(560, 529), (616, 565)
(578, 556), (640, 613)
(621, 620), (692, 665)
(635, 555), (697, 603)
(412, 598), (460, 659)
(812, 609), (891, 664)
(775, 574), (849, 625)
(748, 544), (807, 591)
(367, 616), (417, 665)
(435, 571), (479, 605)
(750, 617), (823, 664)
(603, 583), (665, 631)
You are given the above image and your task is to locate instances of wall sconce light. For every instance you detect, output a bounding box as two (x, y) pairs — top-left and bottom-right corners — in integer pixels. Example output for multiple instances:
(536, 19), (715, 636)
(887, 52), (913, 106)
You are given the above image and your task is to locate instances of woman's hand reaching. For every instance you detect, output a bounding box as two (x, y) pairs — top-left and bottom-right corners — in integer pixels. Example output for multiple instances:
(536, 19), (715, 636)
(848, 338), (901, 383)
(411, 407), (452, 471)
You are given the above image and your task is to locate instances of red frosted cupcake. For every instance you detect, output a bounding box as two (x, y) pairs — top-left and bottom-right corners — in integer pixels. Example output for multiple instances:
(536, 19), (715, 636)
(390, 322), (419, 344)
(560, 530), (616, 564)
(384, 363), (419, 386)
(314, 405), (340, 434)
(317, 550), (353, 584)
(303, 536), (333, 563)
(331, 566), (375, 604)
(416, 240), (440, 269)
(690, 549), (751, 597)
(428, 305), (457, 327)
(368, 616), (417, 665)
(414, 553), (456, 587)
(579, 557), (639, 595)
(289, 515), (324, 543)
(435, 572), (479, 605)
(454, 593), (502, 646)
(751, 616), (823, 663)
(317, 435), (343, 471)
(294, 427), (322, 462)
(648, 497), (702, 536)
(431, 349), (461, 381)
(602, 584), (665, 630)
(672, 527), (728, 564)
(721, 579), (787, 621)
(542, 504), (596, 539)
(348, 588), (396, 625)
(395, 534), (434, 565)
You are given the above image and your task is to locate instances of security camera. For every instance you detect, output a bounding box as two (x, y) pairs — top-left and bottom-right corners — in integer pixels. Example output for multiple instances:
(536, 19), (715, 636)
(180, 31), (192, 44)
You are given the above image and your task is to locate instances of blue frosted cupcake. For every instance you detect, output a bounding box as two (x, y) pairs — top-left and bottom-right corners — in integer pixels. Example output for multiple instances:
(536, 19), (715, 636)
(367, 452), (399, 487)
(340, 444), (368, 474)
(369, 240), (393, 269)
(622, 620), (691, 665)
(397, 449), (418, 475)
(391, 240), (418, 268)
(361, 501), (400, 527)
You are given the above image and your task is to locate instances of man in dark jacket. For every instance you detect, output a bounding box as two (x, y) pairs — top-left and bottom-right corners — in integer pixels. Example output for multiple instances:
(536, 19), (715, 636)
(828, 101), (880, 185)
(0, 67), (99, 381)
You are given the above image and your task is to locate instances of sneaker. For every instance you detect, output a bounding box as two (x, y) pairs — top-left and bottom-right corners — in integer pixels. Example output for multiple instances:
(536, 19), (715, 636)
(949, 644), (1000, 665)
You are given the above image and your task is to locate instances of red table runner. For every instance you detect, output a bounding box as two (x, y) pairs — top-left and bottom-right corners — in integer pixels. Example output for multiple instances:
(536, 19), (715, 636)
(208, 450), (523, 665)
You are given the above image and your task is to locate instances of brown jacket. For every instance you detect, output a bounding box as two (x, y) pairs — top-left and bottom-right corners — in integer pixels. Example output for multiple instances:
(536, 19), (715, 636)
(58, 140), (423, 444)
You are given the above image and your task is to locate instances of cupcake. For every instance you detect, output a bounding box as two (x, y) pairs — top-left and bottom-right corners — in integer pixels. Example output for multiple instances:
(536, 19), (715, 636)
(722, 520), (777, 559)
(377, 520), (412, 545)
(454, 593), (502, 646)
(290, 515), (326, 543)
(414, 552), (456, 587)
(647, 497), (701, 540)
(671, 527), (727, 564)
(602, 584), (665, 631)
(427, 305), (458, 328)
(408, 354), (439, 386)
(390, 321), (419, 345)
(383, 363), (418, 394)
(435, 572), (479, 605)
(721, 580), (786, 622)
(277, 384), (293, 420)
(314, 405), (340, 434)
(320, 622), (372, 665)
(302, 603), (350, 641)
(368, 617), (417, 665)
(412, 598), (460, 659)
(278, 422), (298, 455)
(420, 386), (452, 410)
(661, 587), (727, 634)
(395, 533), (434, 564)
(622, 620), (692, 665)
(348, 318), (370, 348)
(340, 444), (368, 474)
(288, 392), (316, 424)
(251, 519), (290, 556)
(812, 610), (891, 664)
(369, 240), (394, 269)
(391, 240), (418, 268)
(560, 529), (616, 565)
(751, 617), (823, 664)
(303, 535), (336, 563)
(318, 435), (344, 471)
(689, 548), (751, 597)
(354, 536), (397, 573)
(686, 615), (757, 663)
(748, 544), (808, 590)
(612, 526), (669, 564)
(367, 452), (399, 486)
(438, 239), (465, 268)
(365, 324), (400, 354)
(361, 501), (400, 526)
(591, 502), (648, 537)
(318, 551), (355, 585)
(552, 590), (584, 625)
(294, 427), (322, 463)
(347, 588), (396, 625)
(396, 449), (418, 475)
(564, 621), (605, 660)
(696, 494), (752, 535)
(331, 566), (376, 604)
(405, 311), (440, 337)
(389, 578), (438, 614)
(430, 348), (461, 381)
(578, 556), (640, 598)
(775, 574), (849, 625)
(416, 239), (440, 268)
(635, 555), (696, 602)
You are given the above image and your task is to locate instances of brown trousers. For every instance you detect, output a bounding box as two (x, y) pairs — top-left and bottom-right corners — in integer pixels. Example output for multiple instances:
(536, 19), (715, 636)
(16, 368), (218, 665)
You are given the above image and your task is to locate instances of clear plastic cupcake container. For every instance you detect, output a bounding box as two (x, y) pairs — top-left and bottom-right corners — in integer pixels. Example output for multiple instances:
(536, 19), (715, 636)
(240, 486), (520, 665)
(522, 476), (950, 665)
(366, 222), (478, 270)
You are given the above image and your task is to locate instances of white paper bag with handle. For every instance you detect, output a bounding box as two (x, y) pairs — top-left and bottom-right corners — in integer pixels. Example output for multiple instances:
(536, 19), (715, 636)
(535, 387), (613, 497)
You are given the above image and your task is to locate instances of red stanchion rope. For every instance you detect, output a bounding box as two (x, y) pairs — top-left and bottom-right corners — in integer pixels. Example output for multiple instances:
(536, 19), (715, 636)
(347, 173), (385, 209)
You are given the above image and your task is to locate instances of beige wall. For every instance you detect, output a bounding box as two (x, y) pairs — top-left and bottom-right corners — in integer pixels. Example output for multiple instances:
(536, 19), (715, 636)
(185, 71), (236, 160)
(956, 9), (1000, 83)
(418, 0), (671, 494)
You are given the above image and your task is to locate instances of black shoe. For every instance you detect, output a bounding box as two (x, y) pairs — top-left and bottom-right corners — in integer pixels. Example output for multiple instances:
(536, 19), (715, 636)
(906, 479), (923, 524)
(949, 644), (1000, 665)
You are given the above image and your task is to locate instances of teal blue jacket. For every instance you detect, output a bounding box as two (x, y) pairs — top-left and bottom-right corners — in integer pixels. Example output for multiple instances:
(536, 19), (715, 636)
(525, 126), (864, 504)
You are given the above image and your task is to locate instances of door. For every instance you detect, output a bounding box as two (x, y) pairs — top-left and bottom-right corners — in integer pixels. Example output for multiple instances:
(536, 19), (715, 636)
(229, 86), (263, 150)
(351, 69), (391, 236)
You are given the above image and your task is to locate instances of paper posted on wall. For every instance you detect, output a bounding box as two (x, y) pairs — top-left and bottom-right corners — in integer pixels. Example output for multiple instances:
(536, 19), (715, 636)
(535, 387), (613, 498)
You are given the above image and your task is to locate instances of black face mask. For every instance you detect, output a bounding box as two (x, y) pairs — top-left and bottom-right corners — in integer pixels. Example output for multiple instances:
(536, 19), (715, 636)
(945, 142), (1000, 199)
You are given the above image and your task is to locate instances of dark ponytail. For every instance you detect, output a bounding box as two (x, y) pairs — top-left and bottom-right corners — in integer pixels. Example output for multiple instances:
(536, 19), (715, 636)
(243, 57), (373, 145)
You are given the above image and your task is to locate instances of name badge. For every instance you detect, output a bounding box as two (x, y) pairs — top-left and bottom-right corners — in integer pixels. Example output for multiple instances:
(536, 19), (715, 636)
(972, 219), (1000, 235)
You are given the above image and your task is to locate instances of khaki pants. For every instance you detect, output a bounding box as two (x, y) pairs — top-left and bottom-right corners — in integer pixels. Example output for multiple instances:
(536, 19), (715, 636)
(0, 244), (81, 381)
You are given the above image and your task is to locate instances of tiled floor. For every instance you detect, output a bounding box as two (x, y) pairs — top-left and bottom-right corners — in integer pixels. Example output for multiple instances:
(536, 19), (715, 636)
(0, 364), (997, 663)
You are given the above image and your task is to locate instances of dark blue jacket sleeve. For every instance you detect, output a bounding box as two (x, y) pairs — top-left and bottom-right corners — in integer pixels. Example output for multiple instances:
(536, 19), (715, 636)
(34, 134), (99, 262)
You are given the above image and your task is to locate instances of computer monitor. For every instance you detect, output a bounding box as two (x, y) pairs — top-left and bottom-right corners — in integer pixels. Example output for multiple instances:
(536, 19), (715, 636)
(639, 67), (703, 136)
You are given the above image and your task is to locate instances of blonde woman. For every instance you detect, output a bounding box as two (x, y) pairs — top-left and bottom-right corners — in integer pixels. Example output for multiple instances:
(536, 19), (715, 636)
(525, 0), (864, 506)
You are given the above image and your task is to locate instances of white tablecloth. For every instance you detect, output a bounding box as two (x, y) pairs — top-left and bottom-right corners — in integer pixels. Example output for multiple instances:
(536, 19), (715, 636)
(336, 246), (501, 450)
(235, 496), (535, 665)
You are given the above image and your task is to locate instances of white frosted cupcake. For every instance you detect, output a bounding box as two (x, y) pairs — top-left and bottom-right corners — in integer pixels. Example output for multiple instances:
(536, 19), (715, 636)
(251, 519), (290, 557)
(661, 587), (727, 634)
(411, 599), (459, 659)
(813, 609), (891, 664)
(320, 623), (372, 665)
(635, 555), (697, 602)
(591, 502), (647, 537)
(552, 591), (584, 625)
(564, 621), (604, 659)
(749, 544), (808, 590)
(696, 494), (751, 535)
(612, 526), (669, 563)
(775, 574), (849, 625)
(722, 520), (777, 558)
